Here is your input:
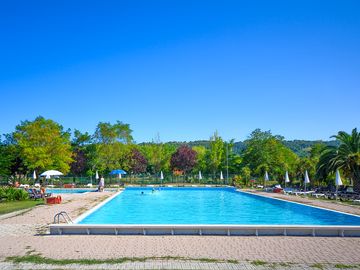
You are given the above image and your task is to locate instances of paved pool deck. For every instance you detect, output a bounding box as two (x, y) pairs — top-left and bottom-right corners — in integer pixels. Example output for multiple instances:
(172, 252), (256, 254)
(0, 189), (360, 269)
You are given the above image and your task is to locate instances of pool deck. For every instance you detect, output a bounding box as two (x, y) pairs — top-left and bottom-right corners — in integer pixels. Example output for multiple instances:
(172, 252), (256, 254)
(1, 189), (360, 269)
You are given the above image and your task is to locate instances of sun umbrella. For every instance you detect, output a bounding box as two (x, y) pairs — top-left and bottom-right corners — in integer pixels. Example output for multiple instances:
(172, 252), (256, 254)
(335, 170), (343, 186)
(335, 170), (343, 198)
(264, 171), (269, 181)
(285, 171), (290, 183)
(109, 169), (127, 175)
(198, 171), (202, 180)
(33, 170), (37, 180)
(160, 171), (164, 180)
(95, 170), (99, 180)
(40, 170), (63, 177)
(220, 171), (224, 180)
(304, 170), (310, 191)
(284, 171), (290, 189)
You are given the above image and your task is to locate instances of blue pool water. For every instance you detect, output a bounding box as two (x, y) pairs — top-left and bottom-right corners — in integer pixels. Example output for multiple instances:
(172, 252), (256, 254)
(48, 189), (96, 194)
(78, 187), (360, 225)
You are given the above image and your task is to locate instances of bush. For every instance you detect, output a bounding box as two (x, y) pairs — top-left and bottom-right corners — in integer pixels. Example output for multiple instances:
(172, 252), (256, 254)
(0, 187), (29, 201)
(14, 189), (29, 201)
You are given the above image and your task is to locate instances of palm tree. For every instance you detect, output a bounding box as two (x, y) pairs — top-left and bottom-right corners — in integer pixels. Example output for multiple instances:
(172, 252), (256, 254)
(316, 128), (360, 192)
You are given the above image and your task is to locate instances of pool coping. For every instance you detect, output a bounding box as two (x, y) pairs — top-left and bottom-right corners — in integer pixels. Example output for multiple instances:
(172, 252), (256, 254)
(50, 187), (360, 237)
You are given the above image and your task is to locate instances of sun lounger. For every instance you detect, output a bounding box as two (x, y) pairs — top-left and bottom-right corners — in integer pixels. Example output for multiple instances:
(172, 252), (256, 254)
(27, 189), (43, 200)
(294, 191), (315, 196)
(311, 193), (326, 198)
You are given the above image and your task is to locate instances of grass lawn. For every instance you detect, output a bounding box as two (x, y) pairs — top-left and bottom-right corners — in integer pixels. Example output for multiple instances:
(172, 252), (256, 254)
(0, 200), (44, 215)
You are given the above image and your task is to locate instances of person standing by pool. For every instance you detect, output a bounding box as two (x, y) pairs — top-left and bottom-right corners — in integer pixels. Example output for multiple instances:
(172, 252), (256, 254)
(98, 176), (105, 192)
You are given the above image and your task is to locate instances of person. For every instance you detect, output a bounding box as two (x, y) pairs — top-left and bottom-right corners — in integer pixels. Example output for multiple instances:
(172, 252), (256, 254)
(141, 191), (144, 195)
(40, 186), (46, 198)
(98, 176), (105, 192)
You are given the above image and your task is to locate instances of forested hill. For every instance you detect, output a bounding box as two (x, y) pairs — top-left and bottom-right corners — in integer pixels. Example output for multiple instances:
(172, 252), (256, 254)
(281, 140), (339, 157)
(142, 140), (339, 157)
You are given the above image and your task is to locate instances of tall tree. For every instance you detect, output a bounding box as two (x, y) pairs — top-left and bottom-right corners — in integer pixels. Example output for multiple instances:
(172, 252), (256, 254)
(317, 128), (360, 192)
(13, 116), (73, 174)
(192, 146), (208, 173)
(93, 121), (133, 173)
(139, 135), (177, 174)
(70, 129), (92, 176)
(241, 129), (298, 181)
(94, 121), (133, 144)
(0, 137), (14, 176)
(129, 148), (148, 174)
(209, 131), (224, 176)
(170, 145), (197, 174)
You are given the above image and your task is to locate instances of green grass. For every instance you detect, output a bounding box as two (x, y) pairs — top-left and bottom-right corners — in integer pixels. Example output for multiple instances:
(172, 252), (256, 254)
(0, 200), (44, 215)
(6, 254), (239, 265)
(251, 260), (268, 266)
(335, 264), (355, 269)
(311, 263), (325, 269)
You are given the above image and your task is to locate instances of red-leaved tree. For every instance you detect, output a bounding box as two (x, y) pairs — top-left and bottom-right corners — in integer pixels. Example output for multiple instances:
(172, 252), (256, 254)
(170, 145), (197, 174)
(129, 149), (148, 174)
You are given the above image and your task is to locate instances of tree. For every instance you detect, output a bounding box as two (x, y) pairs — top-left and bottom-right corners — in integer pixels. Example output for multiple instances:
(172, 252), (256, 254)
(192, 146), (208, 173)
(72, 129), (92, 146)
(208, 131), (224, 176)
(241, 129), (299, 182)
(139, 135), (177, 174)
(316, 128), (360, 192)
(70, 130), (92, 176)
(241, 166), (251, 186)
(93, 121), (133, 173)
(94, 121), (133, 144)
(0, 134), (27, 178)
(128, 148), (148, 174)
(13, 116), (73, 174)
(70, 149), (87, 175)
(0, 139), (13, 176)
(295, 143), (326, 186)
(170, 145), (197, 174)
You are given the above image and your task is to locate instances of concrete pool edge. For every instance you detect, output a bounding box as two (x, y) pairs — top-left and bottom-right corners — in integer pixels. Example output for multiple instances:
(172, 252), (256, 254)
(49, 224), (360, 236)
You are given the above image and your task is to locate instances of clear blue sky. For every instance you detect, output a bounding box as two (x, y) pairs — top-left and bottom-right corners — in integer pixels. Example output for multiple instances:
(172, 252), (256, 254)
(1, 0), (359, 143)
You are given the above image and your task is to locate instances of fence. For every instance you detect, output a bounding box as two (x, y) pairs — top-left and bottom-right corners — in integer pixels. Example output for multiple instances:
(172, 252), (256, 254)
(0, 174), (285, 187)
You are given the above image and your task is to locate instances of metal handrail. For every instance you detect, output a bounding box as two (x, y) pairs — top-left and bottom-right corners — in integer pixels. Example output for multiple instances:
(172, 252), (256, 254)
(53, 211), (73, 224)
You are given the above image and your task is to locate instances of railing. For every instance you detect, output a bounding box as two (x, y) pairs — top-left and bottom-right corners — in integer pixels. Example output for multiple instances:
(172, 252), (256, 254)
(53, 211), (73, 224)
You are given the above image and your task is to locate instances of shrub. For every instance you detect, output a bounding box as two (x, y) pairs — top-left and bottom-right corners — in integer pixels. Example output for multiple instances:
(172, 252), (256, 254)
(14, 189), (29, 201)
(0, 187), (29, 201)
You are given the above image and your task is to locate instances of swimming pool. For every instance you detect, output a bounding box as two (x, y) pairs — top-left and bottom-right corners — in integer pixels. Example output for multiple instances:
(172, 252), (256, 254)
(47, 188), (97, 194)
(50, 187), (360, 236)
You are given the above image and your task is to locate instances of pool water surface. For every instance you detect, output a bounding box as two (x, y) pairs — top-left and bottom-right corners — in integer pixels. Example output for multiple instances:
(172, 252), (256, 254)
(78, 187), (360, 226)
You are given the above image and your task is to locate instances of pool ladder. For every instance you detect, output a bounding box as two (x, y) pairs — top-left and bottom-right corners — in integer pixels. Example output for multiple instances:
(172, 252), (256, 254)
(54, 211), (73, 224)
